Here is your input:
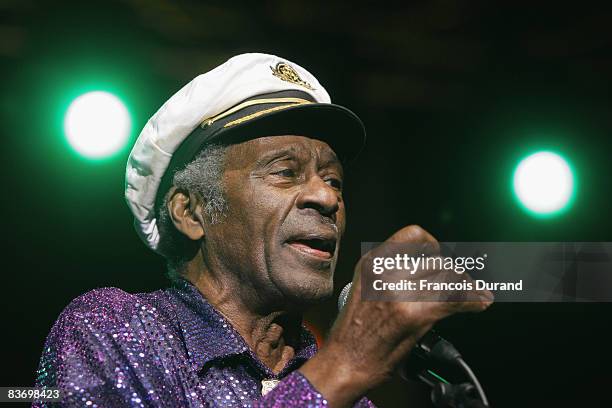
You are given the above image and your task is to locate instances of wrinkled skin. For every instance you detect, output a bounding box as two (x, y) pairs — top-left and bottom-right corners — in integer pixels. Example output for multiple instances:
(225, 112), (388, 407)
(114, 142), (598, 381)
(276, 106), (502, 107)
(208, 135), (345, 310)
(167, 135), (492, 405)
(168, 135), (345, 371)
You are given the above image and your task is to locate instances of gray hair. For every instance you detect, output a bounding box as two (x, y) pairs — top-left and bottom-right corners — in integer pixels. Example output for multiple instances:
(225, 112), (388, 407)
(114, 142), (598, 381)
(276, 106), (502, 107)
(156, 144), (229, 281)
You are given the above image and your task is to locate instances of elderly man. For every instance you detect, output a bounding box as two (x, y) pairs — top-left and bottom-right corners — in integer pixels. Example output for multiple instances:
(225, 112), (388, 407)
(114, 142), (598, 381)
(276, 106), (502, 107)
(34, 53), (490, 407)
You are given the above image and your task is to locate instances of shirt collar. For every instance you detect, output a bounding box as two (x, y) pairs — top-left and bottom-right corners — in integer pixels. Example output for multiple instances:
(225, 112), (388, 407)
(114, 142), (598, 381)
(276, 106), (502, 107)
(167, 279), (318, 376)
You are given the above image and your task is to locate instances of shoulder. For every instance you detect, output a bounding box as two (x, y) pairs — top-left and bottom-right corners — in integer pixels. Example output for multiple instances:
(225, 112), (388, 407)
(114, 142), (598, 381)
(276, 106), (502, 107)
(66, 286), (138, 312)
(35, 288), (190, 403)
(61, 287), (140, 323)
(49, 287), (176, 340)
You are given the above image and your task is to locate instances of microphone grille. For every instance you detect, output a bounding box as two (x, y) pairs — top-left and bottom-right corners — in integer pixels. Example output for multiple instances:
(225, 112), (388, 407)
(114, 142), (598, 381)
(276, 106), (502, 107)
(337, 282), (353, 311)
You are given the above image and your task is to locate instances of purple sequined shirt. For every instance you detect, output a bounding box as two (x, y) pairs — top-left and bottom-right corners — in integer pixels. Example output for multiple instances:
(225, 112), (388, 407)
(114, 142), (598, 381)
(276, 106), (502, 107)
(34, 279), (374, 407)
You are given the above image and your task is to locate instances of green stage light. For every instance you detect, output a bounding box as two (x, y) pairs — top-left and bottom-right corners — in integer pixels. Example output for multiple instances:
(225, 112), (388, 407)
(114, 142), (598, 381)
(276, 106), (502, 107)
(512, 151), (575, 217)
(63, 91), (131, 159)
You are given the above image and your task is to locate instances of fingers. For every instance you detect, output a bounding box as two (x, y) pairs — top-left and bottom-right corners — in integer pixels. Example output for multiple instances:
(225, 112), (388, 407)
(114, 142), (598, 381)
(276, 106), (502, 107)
(445, 297), (494, 314)
(434, 289), (495, 318)
(350, 224), (493, 332)
(353, 225), (440, 282)
(387, 225), (441, 255)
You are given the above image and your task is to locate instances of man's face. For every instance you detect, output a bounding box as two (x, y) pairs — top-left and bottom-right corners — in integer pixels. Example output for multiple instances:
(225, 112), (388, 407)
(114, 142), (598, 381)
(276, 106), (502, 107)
(204, 135), (345, 309)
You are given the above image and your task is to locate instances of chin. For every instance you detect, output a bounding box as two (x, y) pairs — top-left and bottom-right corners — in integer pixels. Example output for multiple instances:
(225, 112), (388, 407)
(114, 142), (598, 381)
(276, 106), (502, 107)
(268, 244), (337, 307)
(278, 273), (335, 308)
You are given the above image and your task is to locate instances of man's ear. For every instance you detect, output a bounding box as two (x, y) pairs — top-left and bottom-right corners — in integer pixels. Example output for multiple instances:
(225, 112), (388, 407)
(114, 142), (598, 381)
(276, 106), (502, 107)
(167, 189), (206, 241)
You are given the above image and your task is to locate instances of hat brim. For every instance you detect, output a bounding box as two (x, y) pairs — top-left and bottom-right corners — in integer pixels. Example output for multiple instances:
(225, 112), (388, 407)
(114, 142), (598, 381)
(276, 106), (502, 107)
(207, 102), (366, 164)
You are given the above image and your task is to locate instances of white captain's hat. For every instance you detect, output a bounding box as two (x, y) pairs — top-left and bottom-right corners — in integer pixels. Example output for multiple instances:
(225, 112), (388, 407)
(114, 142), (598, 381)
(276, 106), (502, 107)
(125, 52), (366, 252)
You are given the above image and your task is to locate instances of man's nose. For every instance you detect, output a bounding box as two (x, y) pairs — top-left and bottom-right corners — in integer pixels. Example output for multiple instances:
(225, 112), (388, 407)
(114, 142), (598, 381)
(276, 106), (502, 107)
(296, 176), (340, 217)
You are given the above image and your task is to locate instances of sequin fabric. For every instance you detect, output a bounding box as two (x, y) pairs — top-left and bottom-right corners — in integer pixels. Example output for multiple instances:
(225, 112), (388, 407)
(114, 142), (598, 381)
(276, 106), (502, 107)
(34, 279), (374, 407)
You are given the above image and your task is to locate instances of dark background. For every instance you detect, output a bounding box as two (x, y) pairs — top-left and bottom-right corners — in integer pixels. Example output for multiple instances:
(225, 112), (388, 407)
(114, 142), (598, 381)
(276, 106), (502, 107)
(2, 1), (612, 407)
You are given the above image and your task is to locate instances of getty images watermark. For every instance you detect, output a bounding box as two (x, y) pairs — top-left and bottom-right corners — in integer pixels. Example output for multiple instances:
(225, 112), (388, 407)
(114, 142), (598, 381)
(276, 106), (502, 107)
(360, 242), (612, 302)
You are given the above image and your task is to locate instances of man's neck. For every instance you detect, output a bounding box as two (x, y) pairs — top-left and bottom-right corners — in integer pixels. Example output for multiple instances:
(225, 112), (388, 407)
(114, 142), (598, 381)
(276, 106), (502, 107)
(184, 265), (302, 374)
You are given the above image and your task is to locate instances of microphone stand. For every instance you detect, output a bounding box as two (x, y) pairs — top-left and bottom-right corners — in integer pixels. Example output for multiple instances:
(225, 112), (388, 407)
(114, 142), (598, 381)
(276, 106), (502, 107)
(410, 332), (490, 407)
(420, 375), (488, 408)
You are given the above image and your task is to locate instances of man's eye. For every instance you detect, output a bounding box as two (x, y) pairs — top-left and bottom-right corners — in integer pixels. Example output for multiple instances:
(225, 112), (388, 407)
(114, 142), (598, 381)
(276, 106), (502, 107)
(273, 169), (296, 178)
(325, 178), (343, 190)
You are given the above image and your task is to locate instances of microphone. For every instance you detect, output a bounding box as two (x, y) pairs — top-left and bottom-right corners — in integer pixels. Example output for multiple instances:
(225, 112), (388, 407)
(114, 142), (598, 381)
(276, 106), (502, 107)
(337, 282), (490, 407)
(337, 282), (353, 311)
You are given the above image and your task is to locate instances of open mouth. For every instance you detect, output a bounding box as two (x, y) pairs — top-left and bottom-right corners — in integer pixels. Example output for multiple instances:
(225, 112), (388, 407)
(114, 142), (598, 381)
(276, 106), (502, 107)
(286, 237), (337, 259)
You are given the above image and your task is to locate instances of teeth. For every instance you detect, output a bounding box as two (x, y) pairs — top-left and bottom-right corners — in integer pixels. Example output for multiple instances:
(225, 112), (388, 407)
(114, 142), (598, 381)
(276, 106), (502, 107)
(294, 239), (334, 253)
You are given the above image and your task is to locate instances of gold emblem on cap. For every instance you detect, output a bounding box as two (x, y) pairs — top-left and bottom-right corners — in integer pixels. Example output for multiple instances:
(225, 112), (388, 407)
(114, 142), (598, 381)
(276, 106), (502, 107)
(270, 62), (314, 90)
